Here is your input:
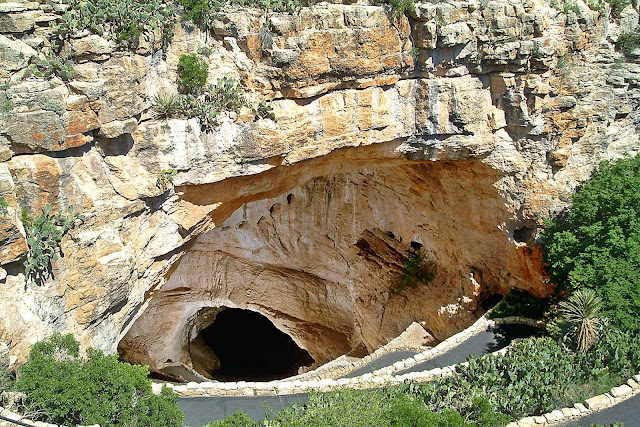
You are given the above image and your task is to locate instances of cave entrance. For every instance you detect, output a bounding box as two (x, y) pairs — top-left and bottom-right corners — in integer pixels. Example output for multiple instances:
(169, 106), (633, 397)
(198, 308), (314, 381)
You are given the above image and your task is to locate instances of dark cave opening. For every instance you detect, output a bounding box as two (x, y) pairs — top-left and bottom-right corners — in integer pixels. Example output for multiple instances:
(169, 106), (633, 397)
(199, 308), (314, 381)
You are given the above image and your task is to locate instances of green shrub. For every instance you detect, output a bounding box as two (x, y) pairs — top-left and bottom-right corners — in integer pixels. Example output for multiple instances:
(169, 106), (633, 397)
(256, 100), (275, 120)
(206, 77), (245, 112)
(490, 288), (551, 319)
(15, 334), (182, 427)
(179, 0), (301, 26)
(151, 92), (181, 118)
(617, 29), (640, 55)
(0, 197), (8, 215)
(28, 56), (76, 82)
(157, 168), (178, 189)
(206, 411), (258, 426)
(417, 328), (640, 419)
(52, 0), (177, 49)
(393, 250), (437, 292)
(245, 388), (493, 426)
(22, 205), (83, 285)
(178, 53), (209, 93)
(0, 80), (13, 117)
(381, 0), (415, 15)
(542, 155), (640, 331)
(607, 0), (631, 18)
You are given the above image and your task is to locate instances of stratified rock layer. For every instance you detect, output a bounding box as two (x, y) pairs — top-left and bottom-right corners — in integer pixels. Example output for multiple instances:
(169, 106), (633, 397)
(0, 0), (639, 377)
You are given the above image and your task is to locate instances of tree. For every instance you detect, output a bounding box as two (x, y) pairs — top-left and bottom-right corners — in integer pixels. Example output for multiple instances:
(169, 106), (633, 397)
(543, 155), (640, 331)
(15, 333), (182, 427)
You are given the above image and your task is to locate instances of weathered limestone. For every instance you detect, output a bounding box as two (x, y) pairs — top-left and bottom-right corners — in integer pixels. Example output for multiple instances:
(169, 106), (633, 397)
(0, 0), (638, 377)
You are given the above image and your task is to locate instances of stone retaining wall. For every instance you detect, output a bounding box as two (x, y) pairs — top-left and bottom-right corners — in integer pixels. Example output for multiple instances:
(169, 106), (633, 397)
(509, 373), (640, 426)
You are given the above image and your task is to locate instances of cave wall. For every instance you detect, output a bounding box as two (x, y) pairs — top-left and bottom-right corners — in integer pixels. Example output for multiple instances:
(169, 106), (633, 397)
(120, 159), (549, 378)
(0, 0), (639, 366)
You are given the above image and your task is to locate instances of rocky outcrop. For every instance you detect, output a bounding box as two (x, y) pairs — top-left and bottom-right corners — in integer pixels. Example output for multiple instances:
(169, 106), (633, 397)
(0, 0), (639, 379)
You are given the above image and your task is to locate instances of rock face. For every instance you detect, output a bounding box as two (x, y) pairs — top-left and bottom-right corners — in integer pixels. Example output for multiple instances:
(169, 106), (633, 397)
(0, 0), (639, 379)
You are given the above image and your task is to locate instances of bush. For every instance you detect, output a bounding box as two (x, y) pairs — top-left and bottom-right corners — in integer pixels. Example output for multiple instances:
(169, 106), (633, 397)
(178, 0), (301, 27)
(490, 288), (551, 319)
(607, 0), (631, 18)
(28, 56), (75, 82)
(393, 250), (437, 292)
(157, 168), (178, 189)
(617, 29), (640, 55)
(417, 328), (640, 419)
(53, 0), (177, 49)
(22, 205), (83, 285)
(542, 155), (640, 331)
(381, 0), (415, 15)
(209, 388), (502, 426)
(15, 334), (182, 427)
(178, 53), (209, 93)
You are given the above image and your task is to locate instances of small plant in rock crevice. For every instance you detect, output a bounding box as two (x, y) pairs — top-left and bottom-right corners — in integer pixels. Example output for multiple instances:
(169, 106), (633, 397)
(393, 250), (437, 293)
(617, 28), (640, 55)
(0, 80), (14, 118)
(21, 205), (83, 285)
(0, 197), (8, 216)
(256, 100), (275, 120)
(151, 78), (246, 129)
(156, 169), (178, 189)
(27, 56), (76, 82)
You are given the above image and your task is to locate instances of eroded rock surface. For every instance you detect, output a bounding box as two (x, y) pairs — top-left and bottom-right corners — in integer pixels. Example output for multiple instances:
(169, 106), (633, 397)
(0, 0), (638, 379)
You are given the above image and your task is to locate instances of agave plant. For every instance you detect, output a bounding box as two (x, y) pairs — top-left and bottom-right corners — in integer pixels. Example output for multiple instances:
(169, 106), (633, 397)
(558, 289), (603, 352)
(151, 92), (181, 118)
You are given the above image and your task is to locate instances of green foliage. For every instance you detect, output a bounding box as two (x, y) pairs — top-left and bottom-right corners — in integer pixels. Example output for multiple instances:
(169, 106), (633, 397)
(490, 288), (551, 319)
(151, 78), (245, 129)
(558, 289), (602, 351)
(178, 53), (209, 93)
(381, 0), (416, 15)
(393, 250), (437, 293)
(207, 77), (245, 113)
(53, 0), (177, 49)
(21, 205), (83, 285)
(0, 80), (14, 118)
(542, 155), (640, 331)
(179, 0), (301, 28)
(606, 0), (631, 18)
(209, 388), (502, 427)
(562, 0), (580, 14)
(206, 411), (259, 426)
(0, 197), (8, 215)
(15, 333), (183, 427)
(28, 56), (76, 82)
(198, 45), (214, 57)
(417, 328), (640, 419)
(256, 101), (275, 120)
(617, 29), (640, 55)
(151, 92), (181, 118)
(587, 0), (606, 11)
(157, 168), (178, 189)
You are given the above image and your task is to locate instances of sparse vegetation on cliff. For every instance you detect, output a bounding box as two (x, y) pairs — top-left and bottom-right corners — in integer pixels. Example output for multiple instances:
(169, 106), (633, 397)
(543, 155), (640, 331)
(14, 334), (182, 427)
(52, 0), (177, 48)
(22, 205), (83, 285)
(617, 28), (640, 54)
(393, 250), (437, 293)
(178, 53), (209, 94)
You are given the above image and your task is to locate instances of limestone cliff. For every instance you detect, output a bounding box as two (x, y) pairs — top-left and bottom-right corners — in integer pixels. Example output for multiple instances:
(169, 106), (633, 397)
(0, 0), (638, 381)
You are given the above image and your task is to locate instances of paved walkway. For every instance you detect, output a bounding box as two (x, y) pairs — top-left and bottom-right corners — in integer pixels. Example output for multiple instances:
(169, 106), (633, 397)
(179, 323), (540, 426)
(559, 393), (640, 426)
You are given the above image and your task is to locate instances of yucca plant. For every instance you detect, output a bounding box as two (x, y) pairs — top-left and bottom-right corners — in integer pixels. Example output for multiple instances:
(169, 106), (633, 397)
(558, 289), (603, 352)
(151, 92), (181, 118)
